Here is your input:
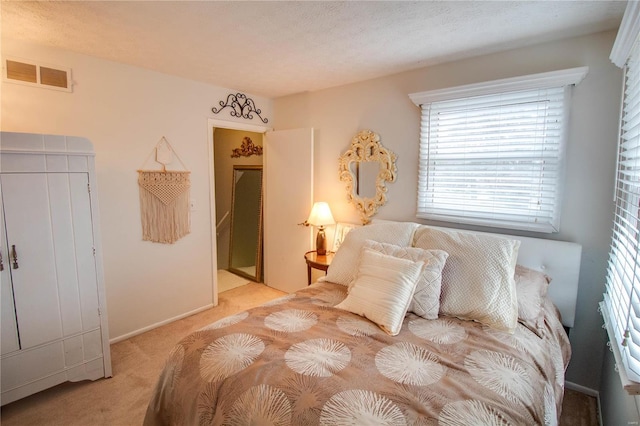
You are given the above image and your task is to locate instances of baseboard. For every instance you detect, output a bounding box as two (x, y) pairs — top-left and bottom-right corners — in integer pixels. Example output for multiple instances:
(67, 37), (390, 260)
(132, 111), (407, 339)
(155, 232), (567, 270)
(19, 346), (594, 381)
(108, 303), (214, 344)
(565, 381), (603, 426)
(565, 381), (598, 397)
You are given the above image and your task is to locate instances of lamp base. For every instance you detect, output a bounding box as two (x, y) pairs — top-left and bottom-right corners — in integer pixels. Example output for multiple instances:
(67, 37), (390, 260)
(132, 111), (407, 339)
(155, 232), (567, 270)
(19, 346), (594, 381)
(316, 227), (327, 255)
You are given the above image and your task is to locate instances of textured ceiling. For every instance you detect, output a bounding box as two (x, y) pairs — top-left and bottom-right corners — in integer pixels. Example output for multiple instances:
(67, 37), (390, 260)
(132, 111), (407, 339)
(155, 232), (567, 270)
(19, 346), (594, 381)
(1, 1), (626, 98)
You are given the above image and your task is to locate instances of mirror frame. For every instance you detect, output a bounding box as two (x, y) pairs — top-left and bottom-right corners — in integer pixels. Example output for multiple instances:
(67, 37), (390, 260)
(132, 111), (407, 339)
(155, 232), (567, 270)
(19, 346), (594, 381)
(338, 130), (397, 224)
(228, 165), (263, 282)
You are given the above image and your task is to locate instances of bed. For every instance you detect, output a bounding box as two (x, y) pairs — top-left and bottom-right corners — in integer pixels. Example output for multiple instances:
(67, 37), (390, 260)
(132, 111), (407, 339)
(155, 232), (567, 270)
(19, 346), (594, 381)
(144, 221), (582, 425)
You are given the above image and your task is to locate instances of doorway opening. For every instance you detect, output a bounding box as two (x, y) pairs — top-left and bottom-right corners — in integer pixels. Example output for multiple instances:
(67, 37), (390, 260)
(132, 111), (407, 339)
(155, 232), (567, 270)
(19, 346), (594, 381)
(208, 119), (270, 304)
(214, 129), (263, 292)
(208, 121), (314, 303)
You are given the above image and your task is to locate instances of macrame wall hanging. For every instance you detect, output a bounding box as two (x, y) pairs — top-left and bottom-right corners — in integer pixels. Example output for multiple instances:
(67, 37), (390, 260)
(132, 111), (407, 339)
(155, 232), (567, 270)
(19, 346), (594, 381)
(138, 137), (191, 244)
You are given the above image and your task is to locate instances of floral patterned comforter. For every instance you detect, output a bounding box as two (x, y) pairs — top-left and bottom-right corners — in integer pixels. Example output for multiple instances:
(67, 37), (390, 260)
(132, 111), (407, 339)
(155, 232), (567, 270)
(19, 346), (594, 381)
(144, 281), (570, 425)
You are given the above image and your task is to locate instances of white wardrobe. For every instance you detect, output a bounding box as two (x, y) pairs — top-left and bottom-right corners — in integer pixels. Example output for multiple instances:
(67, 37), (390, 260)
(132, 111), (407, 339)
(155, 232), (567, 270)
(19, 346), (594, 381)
(0, 132), (111, 405)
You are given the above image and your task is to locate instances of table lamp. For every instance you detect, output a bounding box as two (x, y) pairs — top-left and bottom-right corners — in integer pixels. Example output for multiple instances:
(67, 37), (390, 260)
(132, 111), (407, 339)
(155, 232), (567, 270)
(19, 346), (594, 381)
(306, 202), (335, 255)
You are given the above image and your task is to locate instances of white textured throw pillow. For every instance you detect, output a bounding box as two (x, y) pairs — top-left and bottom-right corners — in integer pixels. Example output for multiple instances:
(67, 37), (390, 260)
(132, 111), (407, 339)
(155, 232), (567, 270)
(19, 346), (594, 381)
(515, 264), (551, 336)
(325, 221), (419, 286)
(335, 248), (423, 336)
(362, 240), (448, 319)
(413, 226), (520, 333)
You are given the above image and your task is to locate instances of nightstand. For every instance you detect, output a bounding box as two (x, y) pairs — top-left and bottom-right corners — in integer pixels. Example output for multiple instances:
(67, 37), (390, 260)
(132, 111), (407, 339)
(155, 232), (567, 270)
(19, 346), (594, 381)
(304, 250), (334, 285)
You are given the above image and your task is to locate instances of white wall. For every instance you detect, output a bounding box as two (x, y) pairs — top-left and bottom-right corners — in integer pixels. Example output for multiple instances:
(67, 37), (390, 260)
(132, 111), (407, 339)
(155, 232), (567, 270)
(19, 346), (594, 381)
(0, 39), (273, 340)
(274, 30), (621, 394)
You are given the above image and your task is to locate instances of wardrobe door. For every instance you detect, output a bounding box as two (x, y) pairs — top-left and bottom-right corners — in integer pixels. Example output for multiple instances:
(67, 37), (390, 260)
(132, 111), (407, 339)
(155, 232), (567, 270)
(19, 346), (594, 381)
(0, 184), (19, 355)
(1, 173), (63, 349)
(1, 172), (99, 350)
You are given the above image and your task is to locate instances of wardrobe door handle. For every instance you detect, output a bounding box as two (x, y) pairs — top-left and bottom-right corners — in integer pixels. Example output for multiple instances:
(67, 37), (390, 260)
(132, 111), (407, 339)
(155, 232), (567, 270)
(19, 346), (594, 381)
(11, 245), (18, 269)
(0, 251), (3, 271)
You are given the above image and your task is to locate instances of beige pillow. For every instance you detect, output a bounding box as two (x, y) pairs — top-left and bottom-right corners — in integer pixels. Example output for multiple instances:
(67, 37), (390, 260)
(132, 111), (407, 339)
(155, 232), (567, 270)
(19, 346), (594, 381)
(515, 264), (551, 336)
(335, 248), (423, 336)
(325, 221), (419, 286)
(413, 226), (520, 333)
(362, 240), (448, 319)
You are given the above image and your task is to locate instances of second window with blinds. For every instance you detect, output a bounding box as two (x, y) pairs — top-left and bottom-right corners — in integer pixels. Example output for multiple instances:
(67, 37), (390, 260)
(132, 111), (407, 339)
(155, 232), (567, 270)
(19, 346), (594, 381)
(409, 67), (588, 233)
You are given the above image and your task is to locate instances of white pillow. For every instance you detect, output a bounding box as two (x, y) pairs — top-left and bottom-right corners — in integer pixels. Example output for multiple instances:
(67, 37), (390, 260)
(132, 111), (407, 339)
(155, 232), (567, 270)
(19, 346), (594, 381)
(335, 248), (423, 336)
(413, 226), (520, 333)
(514, 264), (551, 336)
(362, 240), (448, 319)
(325, 221), (419, 286)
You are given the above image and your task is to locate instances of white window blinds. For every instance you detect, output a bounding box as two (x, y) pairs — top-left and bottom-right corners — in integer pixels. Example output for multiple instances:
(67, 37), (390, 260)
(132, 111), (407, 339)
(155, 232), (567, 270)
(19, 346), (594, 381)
(410, 68), (588, 233)
(603, 35), (640, 388)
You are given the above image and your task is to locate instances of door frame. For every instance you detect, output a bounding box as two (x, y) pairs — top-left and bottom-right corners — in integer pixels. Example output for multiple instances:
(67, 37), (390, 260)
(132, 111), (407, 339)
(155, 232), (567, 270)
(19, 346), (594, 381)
(207, 118), (271, 306)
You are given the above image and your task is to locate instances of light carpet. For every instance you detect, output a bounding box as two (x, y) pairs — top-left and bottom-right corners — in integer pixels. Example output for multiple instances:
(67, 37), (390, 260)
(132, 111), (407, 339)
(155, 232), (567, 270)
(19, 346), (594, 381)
(1, 282), (598, 425)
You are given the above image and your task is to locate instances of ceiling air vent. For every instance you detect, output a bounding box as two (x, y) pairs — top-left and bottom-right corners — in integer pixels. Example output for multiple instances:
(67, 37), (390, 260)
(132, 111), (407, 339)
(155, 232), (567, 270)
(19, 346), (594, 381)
(3, 58), (72, 92)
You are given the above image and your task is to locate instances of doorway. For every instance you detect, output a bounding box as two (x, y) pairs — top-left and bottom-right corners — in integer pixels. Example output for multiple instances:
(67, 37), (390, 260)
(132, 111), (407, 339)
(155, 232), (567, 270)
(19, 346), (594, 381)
(207, 119), (314, 305)
(213, 128), (264, 293)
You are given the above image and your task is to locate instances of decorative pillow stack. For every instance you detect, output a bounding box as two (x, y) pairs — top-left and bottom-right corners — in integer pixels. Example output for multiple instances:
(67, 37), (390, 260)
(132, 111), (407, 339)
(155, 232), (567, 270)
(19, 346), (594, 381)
(325, 221), (419, 286)
(413, 225), (520, 333)
(335, 248), (424, 336)
(327, 220), (531, 335)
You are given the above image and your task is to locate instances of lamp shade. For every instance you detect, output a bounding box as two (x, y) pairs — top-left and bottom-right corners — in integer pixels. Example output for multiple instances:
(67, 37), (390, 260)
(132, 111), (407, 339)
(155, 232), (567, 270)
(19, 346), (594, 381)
(307, 202), (335, 227)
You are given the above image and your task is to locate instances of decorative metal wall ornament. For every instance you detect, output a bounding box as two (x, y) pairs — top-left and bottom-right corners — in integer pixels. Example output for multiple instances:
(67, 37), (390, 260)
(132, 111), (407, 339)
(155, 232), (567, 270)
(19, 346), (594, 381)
(211, 92), (269, 123)
(339, 130), (397, 225)
(231, 137), (263, 158)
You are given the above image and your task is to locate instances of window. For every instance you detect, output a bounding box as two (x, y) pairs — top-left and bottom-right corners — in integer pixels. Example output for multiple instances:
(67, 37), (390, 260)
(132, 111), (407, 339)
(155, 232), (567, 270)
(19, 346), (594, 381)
(602, 32), (640, 393)
(409, 68), (588, 233)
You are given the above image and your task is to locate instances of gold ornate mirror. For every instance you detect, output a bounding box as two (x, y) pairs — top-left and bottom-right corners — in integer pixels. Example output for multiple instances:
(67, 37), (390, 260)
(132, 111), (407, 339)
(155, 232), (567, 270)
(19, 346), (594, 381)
(339, 130), (397, 224)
